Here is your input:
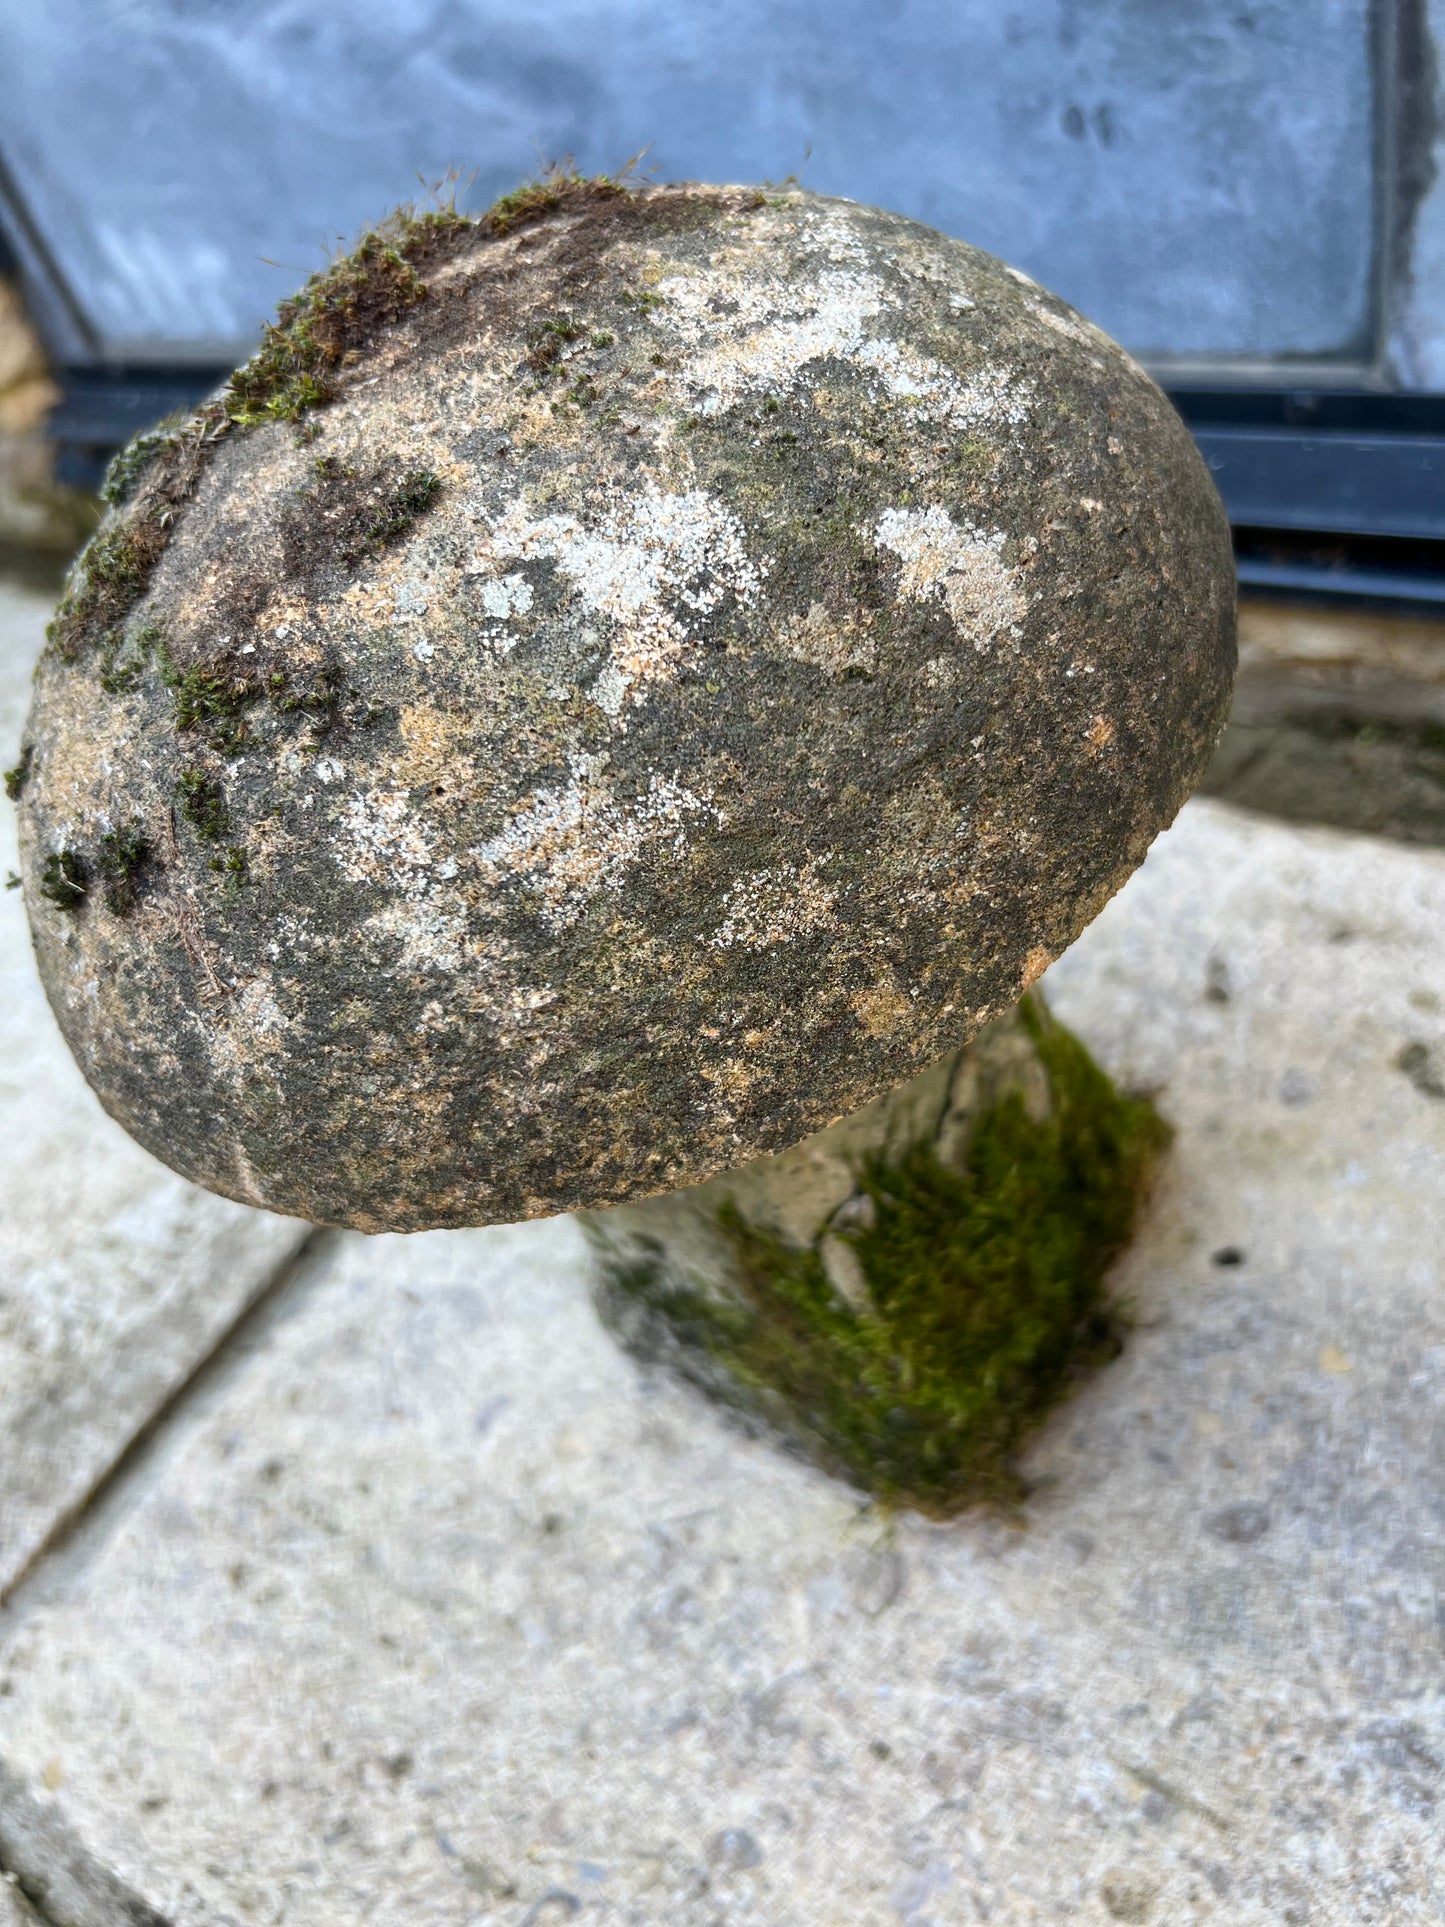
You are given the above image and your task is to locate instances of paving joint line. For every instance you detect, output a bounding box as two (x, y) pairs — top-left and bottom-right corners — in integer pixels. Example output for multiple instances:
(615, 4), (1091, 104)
(0, 1227), (339, 1926)
(0, 1225), (335, 1615)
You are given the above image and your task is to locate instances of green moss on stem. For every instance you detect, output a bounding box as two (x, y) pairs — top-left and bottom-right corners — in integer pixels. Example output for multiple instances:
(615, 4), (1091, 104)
(599, 994), (1168, 1515)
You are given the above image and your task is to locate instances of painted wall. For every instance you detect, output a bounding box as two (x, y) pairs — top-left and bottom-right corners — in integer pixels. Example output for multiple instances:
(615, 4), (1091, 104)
(1392, 0), (1445, 386)
(0, 0), (1422, 380)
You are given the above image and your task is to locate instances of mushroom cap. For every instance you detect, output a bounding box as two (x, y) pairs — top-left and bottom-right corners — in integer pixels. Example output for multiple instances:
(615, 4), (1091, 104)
(15, 182), (1234, 1231)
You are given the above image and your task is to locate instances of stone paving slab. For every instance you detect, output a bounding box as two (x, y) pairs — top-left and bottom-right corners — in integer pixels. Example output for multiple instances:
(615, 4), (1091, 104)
(0, 580), (310, 1598)
(0, 798), (1442, 1926)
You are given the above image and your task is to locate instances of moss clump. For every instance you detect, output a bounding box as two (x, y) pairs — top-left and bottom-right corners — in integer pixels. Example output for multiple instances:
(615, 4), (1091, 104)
(209, 844), (249, 892)
(99, 418), (189, 508)
(4, 745), (32, 801)
(525, 312), (586, 377)
(483, 167), (629, 237)
(46, 517), (168, 665)
(224, 208), (471, 427)
(98, 824), (151, 916)
(39, 847), (88, 910)
(161, 647), (261, 754)
(340, 466), (442, 560)
(603, 996), (1168, 1514)
(175, 767), (228, 840)
(302, 456), (444, 568)
(99, 622), (163, 696)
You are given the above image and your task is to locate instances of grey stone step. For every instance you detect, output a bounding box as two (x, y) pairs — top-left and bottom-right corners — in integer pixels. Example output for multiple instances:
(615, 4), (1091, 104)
(0, 579), (311, 1599)
(0, 798), (1440, 1924)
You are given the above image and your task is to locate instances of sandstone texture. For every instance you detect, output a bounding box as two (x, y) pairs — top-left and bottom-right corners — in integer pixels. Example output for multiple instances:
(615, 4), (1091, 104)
(13, 183), (1234, 1230)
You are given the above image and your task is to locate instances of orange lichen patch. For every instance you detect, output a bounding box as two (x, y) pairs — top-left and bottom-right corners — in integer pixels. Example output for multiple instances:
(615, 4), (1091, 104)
(390, 704), (481, 799)
(852, 979), (914, 1038)
(1020, 944), (1054, 991)
(774, 601), (878, 677)
(1086, 713), (1116, 752)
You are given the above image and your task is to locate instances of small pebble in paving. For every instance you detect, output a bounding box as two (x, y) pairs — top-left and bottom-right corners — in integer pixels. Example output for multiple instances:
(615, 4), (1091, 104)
(707, 1828), (763, 1871)
(1278, 1066), (1317, 1105)
(1211, 1245), (1245, 1266)
(519, 1893), (581, 1925)
(1100, 1874), (1158, 1923)
(1203, 1500), (1272, 1544)
(1396, 1039), (1445, 1099)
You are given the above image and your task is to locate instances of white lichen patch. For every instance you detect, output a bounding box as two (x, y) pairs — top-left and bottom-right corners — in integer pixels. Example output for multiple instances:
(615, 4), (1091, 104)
(652, 264), (875, 416)
(392, 579), (432, 619)
(853, 337), (1034, 430)
(337, 787), (437, 888)
(473, 759), (715, 931)
(332, 786), (469, 971)
(476, 571), (535, 620)
(710, 862), (837, 950)
(651, 216), (1031, 433)
(363, 894), (470, 974)
(475, 485), (767, 714)
(873, 505), (1026, 649)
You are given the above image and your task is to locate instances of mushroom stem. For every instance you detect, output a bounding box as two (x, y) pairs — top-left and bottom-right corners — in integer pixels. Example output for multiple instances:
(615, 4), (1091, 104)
(580, 991), (1168, 1515)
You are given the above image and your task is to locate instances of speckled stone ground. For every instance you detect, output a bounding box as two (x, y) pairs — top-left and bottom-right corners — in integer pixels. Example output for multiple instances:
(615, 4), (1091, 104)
(0, 796), (1440, 1927)
(0, 578), (308, 1602)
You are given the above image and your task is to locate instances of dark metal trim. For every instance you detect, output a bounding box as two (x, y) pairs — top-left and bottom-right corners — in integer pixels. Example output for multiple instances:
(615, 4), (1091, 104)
(0, 140), (100, 361)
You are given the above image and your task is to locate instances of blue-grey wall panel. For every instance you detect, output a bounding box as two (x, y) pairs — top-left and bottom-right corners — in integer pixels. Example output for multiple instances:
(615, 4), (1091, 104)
(1392, 0), (1445, 386)
(0, 0), (1381, 370)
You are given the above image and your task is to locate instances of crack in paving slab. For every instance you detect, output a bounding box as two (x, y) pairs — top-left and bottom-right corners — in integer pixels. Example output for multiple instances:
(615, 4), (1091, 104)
(0, 1230), (332, 1611)
(0, 1760), (171, 1927)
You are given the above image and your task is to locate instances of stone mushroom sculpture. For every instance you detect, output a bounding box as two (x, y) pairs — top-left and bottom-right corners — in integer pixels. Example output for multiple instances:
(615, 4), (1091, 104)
(10, 174), (1234, 1508)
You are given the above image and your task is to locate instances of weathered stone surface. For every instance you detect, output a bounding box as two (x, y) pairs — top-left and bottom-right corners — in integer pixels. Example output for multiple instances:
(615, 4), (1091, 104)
(0, 577), (309, 1601)
(0, 800), (1440, 1927)
(14, 183), (1233, 1231)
